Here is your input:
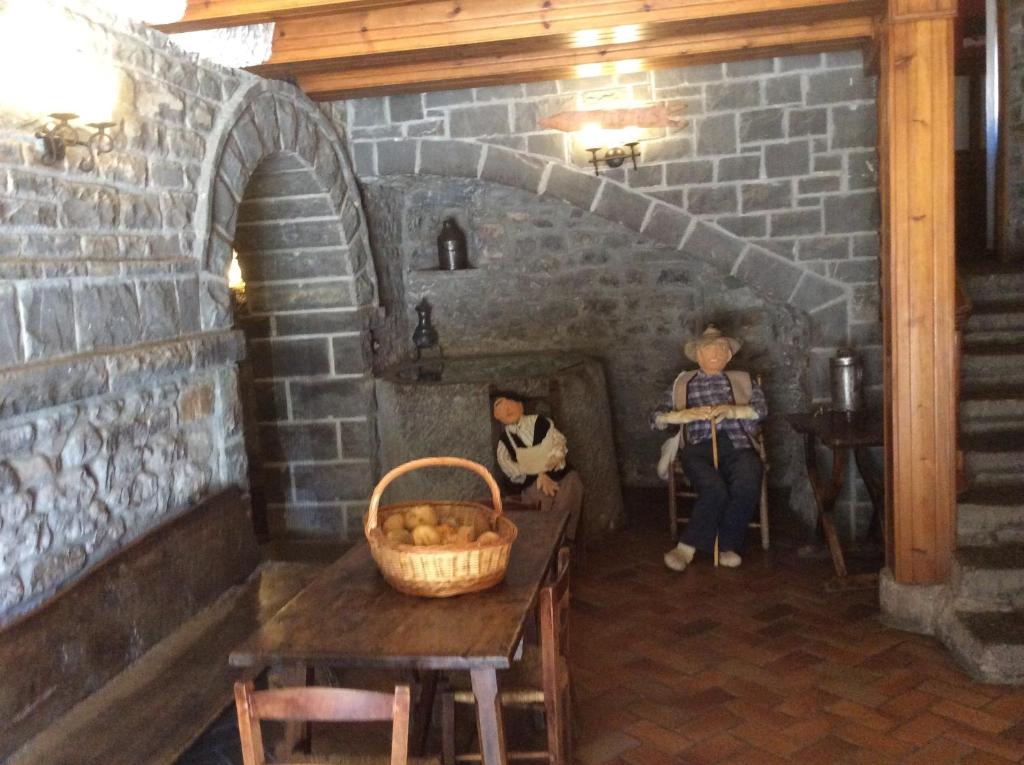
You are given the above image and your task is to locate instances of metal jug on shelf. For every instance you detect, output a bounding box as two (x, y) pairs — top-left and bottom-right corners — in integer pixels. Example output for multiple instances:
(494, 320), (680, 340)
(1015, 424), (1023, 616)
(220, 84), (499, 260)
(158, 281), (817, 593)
(436, 217), (469, 271)
(830, 349), (863, 416)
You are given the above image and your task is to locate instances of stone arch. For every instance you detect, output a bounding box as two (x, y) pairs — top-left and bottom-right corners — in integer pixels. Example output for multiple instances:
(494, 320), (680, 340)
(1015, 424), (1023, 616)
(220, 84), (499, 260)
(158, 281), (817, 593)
(366, 137), (850, 349)
(195, 81), (377, 539)
(195, 80), (377, 335)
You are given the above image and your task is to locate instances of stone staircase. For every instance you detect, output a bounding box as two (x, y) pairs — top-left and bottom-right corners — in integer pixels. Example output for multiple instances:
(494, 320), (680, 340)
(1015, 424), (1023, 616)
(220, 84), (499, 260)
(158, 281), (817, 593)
(938, 263), (1024, 683)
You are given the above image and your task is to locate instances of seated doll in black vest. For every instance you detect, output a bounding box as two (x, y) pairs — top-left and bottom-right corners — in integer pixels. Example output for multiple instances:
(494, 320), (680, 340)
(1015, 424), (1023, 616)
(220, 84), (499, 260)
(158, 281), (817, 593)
(492, 393), (583, 545)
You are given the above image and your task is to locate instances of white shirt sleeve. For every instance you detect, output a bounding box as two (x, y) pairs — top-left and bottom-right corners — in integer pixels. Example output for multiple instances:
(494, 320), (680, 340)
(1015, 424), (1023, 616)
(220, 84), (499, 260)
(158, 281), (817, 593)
(496, 436), (527, 484)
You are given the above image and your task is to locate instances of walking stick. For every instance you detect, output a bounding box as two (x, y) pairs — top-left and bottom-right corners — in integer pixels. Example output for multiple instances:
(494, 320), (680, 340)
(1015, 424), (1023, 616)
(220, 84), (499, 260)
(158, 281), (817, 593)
(711, 416), (720, 567)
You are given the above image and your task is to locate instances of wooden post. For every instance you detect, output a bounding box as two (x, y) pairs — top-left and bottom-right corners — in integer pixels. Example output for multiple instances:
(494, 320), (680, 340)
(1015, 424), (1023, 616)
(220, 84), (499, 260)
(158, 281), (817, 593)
(878, 0), (958, 584)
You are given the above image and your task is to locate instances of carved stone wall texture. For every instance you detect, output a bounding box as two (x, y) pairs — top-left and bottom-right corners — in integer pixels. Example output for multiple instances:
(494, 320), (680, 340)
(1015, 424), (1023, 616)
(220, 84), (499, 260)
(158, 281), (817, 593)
(1007, 0), (1024, 258)
(0, 2), (373, 623)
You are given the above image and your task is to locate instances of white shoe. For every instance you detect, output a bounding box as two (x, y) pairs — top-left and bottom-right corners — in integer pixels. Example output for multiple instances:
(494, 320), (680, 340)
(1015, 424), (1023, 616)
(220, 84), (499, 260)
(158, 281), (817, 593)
(719, 551), (742, 568)
(664, 542), (695, 572)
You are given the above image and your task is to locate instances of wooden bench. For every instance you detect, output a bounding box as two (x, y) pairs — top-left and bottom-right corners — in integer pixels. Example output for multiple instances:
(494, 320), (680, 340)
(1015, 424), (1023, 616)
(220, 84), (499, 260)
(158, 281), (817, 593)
(0, 488), (322, 765)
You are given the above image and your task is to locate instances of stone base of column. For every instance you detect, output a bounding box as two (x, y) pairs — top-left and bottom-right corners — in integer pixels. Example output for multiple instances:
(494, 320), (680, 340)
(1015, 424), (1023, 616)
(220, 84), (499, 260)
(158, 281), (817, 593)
(878, 566), (950, 635)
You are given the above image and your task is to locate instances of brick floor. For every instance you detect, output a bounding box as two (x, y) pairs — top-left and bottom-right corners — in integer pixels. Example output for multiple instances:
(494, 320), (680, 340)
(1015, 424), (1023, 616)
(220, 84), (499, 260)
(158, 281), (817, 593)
(180, 496), (1024, 764)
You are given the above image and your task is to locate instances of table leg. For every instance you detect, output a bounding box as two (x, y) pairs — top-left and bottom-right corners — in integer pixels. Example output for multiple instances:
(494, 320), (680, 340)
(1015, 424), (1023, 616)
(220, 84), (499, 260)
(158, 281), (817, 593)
(854, 446), (885, 546)
(802, 434), (848, 577)
(470, 668), (508, 765)
(410, 669), (438, 756)
(268, 662), (311, 758)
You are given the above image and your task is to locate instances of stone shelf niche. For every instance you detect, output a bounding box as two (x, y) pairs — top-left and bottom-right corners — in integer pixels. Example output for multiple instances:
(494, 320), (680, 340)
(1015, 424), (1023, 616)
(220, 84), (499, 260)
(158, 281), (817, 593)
(373, 353), (624, 538)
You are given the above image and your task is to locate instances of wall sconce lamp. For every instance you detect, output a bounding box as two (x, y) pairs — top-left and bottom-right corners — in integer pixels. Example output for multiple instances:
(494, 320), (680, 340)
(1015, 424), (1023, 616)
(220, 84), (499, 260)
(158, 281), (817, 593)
(228, 249), (247, 310)
(585, 142), (641, 176)
(35, 113), (116, 172)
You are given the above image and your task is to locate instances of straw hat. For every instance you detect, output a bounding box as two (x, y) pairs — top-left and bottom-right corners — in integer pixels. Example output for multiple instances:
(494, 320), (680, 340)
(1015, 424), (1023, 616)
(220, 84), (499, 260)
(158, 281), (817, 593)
(684, 324), (742, 362)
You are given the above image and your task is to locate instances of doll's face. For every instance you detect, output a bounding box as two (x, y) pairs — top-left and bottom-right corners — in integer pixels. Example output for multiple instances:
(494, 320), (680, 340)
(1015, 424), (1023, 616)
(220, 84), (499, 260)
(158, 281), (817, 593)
(696, 339), (733, 375)
(492, 397), (524, 425)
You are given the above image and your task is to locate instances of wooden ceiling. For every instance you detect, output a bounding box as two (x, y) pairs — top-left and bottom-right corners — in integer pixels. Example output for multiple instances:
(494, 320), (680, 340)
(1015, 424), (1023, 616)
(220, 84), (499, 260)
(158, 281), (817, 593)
(155, 0), (885, 100)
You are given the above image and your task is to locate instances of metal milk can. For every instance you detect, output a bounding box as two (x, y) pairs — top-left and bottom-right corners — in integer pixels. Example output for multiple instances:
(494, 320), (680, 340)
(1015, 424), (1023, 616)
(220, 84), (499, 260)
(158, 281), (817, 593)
(830, 349), (863, 414)
(436, 217), (469, 270)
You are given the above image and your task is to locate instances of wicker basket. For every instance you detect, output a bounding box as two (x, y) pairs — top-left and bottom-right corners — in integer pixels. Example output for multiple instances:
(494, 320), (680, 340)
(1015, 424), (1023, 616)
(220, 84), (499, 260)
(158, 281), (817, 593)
(364, 457), (519, 597)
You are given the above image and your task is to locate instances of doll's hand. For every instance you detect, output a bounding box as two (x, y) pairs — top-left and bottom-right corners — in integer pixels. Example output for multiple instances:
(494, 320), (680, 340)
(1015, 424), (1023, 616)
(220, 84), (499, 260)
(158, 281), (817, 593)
(536, 473), (559, 497)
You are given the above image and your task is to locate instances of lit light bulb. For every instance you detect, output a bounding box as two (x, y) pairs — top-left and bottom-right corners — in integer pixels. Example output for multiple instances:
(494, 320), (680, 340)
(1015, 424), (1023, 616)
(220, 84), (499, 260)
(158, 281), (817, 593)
(578, 122), (606, 151)
(228, 250), (246, 291)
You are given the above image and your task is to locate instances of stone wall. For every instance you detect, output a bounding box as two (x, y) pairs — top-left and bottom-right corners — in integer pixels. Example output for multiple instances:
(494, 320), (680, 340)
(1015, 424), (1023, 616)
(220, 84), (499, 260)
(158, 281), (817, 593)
(0, 1), (374, 624)
(1006, 0), (1024, 258)
(335, 53), (882, 532)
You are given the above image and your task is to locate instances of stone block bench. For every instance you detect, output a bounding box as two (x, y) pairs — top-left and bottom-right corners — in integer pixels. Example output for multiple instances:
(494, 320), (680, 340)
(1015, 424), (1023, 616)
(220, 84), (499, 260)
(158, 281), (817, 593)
(0, 488), (321, 765)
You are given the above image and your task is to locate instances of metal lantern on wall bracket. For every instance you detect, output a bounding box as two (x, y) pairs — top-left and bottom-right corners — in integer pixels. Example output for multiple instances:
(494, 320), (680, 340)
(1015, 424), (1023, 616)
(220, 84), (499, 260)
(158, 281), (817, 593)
(34, 113), (116, 172)
(585, 142), (641, 176)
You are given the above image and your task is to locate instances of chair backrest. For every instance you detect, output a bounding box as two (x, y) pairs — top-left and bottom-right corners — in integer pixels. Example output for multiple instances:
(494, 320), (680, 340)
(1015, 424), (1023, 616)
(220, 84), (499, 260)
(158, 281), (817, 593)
(233, 682), (411, 765)
(539, 546), (571, 686)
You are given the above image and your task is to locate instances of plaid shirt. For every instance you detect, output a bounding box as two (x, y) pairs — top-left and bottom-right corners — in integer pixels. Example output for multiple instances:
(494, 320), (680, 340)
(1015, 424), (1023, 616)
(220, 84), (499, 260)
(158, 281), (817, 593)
(677, 371), (767, 449)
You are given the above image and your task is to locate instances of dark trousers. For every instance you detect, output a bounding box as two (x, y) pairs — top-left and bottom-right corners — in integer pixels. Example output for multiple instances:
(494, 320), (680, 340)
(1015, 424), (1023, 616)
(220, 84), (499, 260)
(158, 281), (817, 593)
(679, 435), (762, 553)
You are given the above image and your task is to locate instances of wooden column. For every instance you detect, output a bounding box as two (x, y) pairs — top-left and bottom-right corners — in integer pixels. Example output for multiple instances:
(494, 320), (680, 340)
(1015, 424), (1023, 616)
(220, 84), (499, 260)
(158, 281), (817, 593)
(879, 0), (958, 584)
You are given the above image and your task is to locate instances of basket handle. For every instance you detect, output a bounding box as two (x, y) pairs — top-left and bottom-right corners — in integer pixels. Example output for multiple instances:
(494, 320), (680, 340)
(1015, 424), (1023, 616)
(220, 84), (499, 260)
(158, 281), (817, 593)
(366, 457), (503, 532)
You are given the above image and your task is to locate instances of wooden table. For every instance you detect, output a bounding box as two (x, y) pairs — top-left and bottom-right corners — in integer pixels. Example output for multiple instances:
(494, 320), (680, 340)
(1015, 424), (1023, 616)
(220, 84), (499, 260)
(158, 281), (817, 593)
(230, 508), (570, 765)
(787, 412), (884, 578)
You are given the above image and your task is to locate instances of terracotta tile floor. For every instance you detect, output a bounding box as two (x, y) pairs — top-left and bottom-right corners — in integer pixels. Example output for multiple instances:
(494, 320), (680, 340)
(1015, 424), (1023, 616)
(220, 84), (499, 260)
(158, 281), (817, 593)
(180, 494), (1024, 764)
(571, 497), (1024, 764)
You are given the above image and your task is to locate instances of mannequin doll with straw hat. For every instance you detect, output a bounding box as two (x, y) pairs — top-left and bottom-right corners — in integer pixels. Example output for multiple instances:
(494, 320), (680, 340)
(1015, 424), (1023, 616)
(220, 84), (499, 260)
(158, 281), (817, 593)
(654, 325), (767, 571)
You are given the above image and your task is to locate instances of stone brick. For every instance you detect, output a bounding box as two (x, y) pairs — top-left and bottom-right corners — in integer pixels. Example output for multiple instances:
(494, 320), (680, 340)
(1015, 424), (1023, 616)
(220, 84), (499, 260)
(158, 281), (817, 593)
(814, 154), (842, 173)
(248, 281), (355, 313)
(243, 250), (350, 282)
(687, 186), (738, 215)
(449, 104), (510, 137)
(706, 81), (761, 112)
(642, 204), (692, 246)
(770, 209), (821, 237)
(766, 75), (802, 105)
(824, 192), (880, 233)
(238, 195), (334, 223)
(388, 93), (423, 123)
(832, 103), (878, 148)
(137, 279), (180, 342)
(697, 113), (737, 155)
(683, 64), (724, 83)
(642, 136), (693, 163)
(179, 383), (215, 422)
(780, 53), (822, 71)
(626, 164), (664, 188)
(376, 139), (417, 175)
(74, 282), (142, 352)
(474, 84), (525, 101)
(739, 108), (784, 142)
(790, 273), (847, 311)
(810, 298), (850, 345)
(717, 214), (767, 237)
(667, 160), (714, 185)
(253, 381), (289, 421)
(681, 221), (746, 272)
(424, 89), (473, 107)
(480, 146), (545, 192)
(526, 133), (566, 160)
(420, 140), (482, 178)
(290, 378), (372, 419)
(406, 119), (443, 137)
(851, 233), (880, 260)
(848, 150), (879, 191)
(0, 284), (21, 367)
(249, 337), (332, 379)
(807, 68), (876, 105)
(765, 141), (810, 177)
(830, 258), (880, 284)
(332, 335), (365, 374)
(259, 422), (339, 462)
(593, 182), (652, 232)
(718, 155), (761, 182)
(245, 168), (318, 198)
(734, 248), (803, 302)
(726, 59), (775, 77)
(352, 142), (375, 177)
(788, 108), (828, 136)
(176, 276), (200, 334)
(798, 176), (841, 194)
(292, 461), (373, 502)
(234, 220), (343, 251)
(543, 164), (603, 210)
(741, 180), (793, 212)
(797, 236), (850, 261)
(351, 97), (387, 127)
(340, 420), (372, 459)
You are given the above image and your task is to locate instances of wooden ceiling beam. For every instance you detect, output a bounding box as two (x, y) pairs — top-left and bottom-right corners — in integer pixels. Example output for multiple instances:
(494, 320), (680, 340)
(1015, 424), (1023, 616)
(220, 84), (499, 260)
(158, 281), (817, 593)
(258, 0), (883, 71)
(295, 15), (875, 99)
(155, 0), (417, 33)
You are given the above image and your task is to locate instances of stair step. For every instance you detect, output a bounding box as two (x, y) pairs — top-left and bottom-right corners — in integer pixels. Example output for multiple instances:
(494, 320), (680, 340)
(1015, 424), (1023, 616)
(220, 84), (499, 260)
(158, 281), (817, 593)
(965, 301), (1024, 346)
(961, 341), (1024, 381)
(939, 610), (1024, 684)
(962, 429), (1024, 475)
(957, 483), (1024, 546)
(960, 386), (1024, 427)
(964, 268), (1024, 304)
(952, 544), (1024, 611)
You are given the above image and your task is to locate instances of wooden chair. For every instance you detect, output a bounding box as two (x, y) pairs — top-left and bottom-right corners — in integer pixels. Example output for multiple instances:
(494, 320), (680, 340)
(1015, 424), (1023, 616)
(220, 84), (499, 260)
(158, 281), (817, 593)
(668, 437), (770, 562)
(441, 547), (572, 765)
(234, 681), (437, 765)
